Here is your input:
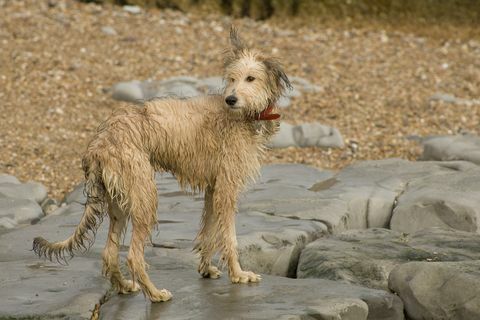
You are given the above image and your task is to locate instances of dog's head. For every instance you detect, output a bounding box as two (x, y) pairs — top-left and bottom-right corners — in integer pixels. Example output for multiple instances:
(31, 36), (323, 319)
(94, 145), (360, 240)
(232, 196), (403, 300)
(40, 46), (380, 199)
(222, 27), (291, 119)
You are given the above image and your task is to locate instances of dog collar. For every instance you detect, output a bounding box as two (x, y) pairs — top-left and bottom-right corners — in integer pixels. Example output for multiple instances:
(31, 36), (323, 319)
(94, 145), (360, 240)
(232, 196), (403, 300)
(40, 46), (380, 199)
(255, 104), (280, 121)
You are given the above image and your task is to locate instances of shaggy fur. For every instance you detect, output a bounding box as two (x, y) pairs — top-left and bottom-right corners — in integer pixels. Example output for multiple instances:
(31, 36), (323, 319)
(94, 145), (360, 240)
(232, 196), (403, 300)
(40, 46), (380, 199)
(33, 27), (291, 302)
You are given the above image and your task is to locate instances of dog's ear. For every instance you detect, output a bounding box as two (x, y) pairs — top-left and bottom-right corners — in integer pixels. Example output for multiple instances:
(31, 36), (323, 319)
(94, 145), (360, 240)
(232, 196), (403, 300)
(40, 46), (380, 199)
(229, 26), (245, 54)
(224, 26), (246, 69)
(263, 58), (292, 94)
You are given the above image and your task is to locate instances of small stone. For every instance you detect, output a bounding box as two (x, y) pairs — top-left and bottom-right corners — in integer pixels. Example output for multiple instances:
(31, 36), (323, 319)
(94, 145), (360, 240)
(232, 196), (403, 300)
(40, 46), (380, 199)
(0, 198), (43, 225)
(0, 181), (48, 204)
(111, 80), (144, 103)
(101, 26), (117, 36)
(268, 122), (296, 148)
(123, 5), (141, 14)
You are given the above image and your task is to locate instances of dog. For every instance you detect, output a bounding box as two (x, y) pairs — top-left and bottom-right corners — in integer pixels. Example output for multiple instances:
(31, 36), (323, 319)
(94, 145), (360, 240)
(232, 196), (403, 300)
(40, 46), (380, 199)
(33, 27), (291, 302)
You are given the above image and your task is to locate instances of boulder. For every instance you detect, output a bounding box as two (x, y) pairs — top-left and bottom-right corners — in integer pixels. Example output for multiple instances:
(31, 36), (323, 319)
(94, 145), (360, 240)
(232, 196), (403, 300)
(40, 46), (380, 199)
(298, 228), (480, 290)
(390, 162), (480, 233)
(389, 261), (480, 320)
(0, 181), (48, 204)
(421, 134), (480, 165)
(0, 198), (43, 229)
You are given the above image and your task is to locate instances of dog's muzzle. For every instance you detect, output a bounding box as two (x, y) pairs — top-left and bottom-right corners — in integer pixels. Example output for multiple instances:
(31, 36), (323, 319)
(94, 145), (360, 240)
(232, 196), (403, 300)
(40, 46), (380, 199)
(225, 95), (238, 106)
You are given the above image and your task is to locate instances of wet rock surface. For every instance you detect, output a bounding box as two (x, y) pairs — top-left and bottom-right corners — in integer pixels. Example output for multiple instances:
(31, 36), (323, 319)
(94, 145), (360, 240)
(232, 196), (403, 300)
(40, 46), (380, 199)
(389, 261), (480, 320)
(2, 161), (480, 319)
(298, 228), (480, 290)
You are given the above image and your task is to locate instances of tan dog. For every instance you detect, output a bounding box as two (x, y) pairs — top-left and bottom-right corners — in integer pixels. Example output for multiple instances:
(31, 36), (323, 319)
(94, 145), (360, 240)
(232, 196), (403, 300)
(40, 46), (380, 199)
(33, 27), (291, 302)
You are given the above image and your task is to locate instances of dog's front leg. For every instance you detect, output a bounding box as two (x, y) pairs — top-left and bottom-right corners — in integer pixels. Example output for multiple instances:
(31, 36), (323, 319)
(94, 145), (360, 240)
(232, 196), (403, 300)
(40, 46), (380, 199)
(195, 186), (222, 279)
(213, 176), (261, 284)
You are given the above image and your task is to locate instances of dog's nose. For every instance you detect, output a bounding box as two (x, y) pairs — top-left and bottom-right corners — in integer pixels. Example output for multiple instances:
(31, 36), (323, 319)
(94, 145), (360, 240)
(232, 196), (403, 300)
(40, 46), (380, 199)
(225, 95), (238, 106)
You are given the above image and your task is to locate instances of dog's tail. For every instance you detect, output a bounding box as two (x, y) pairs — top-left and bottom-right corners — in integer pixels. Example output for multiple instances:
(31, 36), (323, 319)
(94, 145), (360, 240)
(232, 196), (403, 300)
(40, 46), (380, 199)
(33, 156), (107, 263)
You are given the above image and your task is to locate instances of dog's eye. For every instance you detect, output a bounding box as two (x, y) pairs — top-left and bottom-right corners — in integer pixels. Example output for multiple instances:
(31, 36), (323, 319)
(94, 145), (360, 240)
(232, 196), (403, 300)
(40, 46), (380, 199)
(229, 78), (235, 83)
(246, 76), (255, 82)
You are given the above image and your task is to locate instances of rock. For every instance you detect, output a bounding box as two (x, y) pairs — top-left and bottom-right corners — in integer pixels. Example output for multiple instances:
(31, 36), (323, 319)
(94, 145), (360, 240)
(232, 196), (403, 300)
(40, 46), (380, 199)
(197, 76), (224, 94)
(0, 174), (20, 184)
(99, 266), (403, 320)
(298, 228), (480, 290)
(101, 26), (117, 36)
(268, 122), (296, 148)
(123, 5), (141, 14)
(390, 162), (480, 233)
(63, 182), (86, 205)
(0, 164), (402, 320)
(292, 122), (345, 148)
(0, 181), (47, 204)
(0, 259), (110, 320)
(243, 159), (478, 234)
(111, 80), (143, 103)
(269, 122), (344, 149)
(421, 134), (480, 165)
(306, 298), (369, 320)
(389, 261), (480, 320)
(0, 217), (16, 229)
(40, 197), (59, 215)
(0, 198), (43, 228)
(429, 93), (480, 106)
(429, 92), (457, 103)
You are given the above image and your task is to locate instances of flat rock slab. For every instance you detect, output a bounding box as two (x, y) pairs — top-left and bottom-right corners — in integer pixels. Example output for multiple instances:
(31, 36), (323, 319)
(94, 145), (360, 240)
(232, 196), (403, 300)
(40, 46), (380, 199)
(100, 262), (404, 320)
(421, 134), (480, 165)
(243, 159), (480, 235)
(391, 161), (480, 233)
(0, 258), (109, 320)
(297, 228), (480, 290)
(389, 261), (480, 320)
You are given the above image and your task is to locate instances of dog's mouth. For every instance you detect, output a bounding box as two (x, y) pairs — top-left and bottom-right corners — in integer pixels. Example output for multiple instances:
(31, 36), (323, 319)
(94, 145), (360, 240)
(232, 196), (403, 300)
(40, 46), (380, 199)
(254, 104), (280, 121)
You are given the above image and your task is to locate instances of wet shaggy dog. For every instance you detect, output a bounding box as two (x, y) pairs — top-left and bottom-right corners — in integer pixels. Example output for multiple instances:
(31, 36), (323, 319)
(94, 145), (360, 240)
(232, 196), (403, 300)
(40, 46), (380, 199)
(33, 27), (291, 302)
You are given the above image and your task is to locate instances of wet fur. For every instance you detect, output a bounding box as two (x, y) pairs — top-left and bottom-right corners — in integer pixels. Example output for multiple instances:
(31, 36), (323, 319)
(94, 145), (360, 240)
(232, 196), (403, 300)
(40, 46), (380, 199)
(33, 27), (291, 302)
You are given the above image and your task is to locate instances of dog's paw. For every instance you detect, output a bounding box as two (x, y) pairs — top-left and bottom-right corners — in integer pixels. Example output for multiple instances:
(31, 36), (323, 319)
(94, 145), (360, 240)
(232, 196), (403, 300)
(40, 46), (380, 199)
(149, 288), (173, 303)
(230, 270), (262, 284)
(200, 266), (222, 279)
(118, 280), (141, 294)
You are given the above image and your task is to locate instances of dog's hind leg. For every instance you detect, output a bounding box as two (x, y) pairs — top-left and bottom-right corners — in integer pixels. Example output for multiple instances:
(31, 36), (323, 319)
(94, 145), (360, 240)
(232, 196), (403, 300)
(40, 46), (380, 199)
(195, 186), (222, 279)
(102, 199), (140, 294)
(125, 169), (172, 302)
(214, 175), (261, 284)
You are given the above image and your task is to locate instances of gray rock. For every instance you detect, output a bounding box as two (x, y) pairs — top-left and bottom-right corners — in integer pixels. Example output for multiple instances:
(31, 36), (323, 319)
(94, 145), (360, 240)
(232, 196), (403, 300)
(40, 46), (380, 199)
(422, 134), (480, 165)
(63, 182), (86, 205)
(269, 122), (344, 149)
(429, 93), (480, 106)
(390, 162), (480, 233)
(0, 198), (43, 227)
(243, 159), (478, 235)
(0, 181), (47, 204)
(140, 78), (200, 100)
(389, 261), (480, 320)
(429, 93), (457, 104)
(123, 5), (142, 14)
(111, 80), (143, 103)
(292, 122), (345, 148)
(298, 228), (480, 290)
(0, 174), (20, 184)
(0, 258), (110, 320)
(40, 197), (59, 215)
(99, 266), (403, 320)
(268, 122), (296, 148)
(0, 164), (402, 320)
(101, 26), (117, 36)
(197, 76), (224, 94)
(0, 217), (16, 229)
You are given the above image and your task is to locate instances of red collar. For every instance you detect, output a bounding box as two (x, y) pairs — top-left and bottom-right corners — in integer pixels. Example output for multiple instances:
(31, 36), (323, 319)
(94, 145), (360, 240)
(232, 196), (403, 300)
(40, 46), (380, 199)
(255, 104), (280, 121)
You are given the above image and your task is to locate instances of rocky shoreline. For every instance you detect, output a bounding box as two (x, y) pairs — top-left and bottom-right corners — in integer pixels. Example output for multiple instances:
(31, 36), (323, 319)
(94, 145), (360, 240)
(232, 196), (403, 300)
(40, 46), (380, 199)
(2, 140), (480, 318)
